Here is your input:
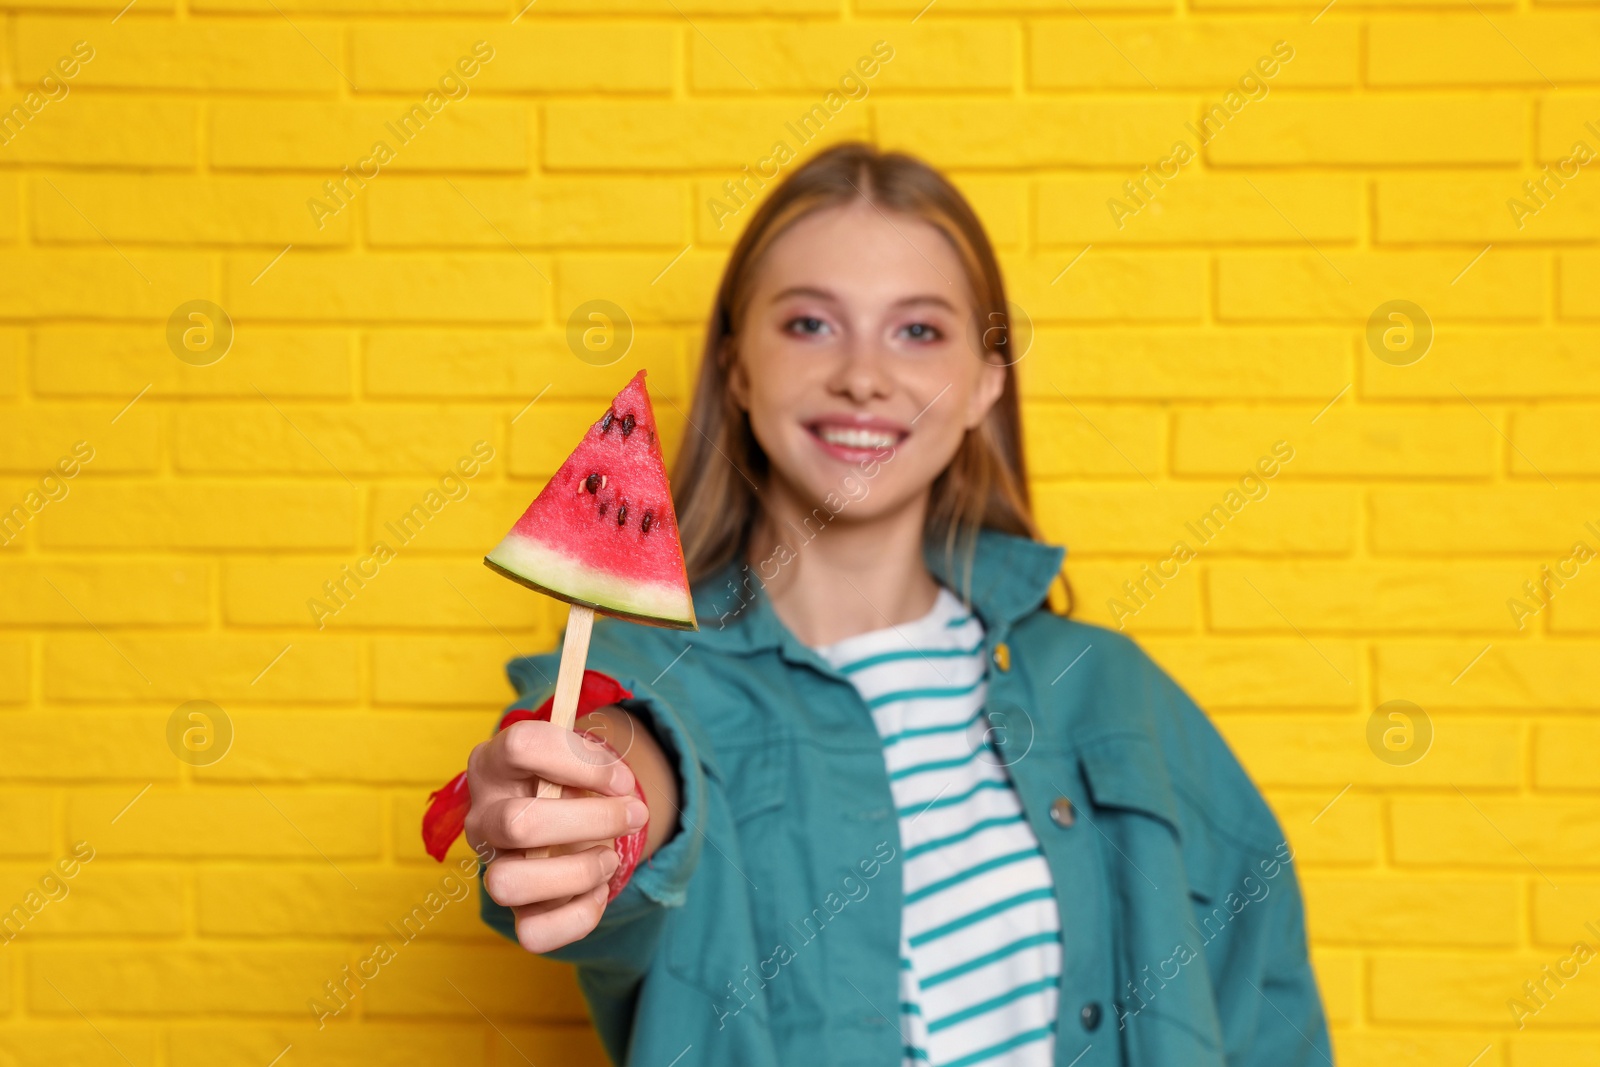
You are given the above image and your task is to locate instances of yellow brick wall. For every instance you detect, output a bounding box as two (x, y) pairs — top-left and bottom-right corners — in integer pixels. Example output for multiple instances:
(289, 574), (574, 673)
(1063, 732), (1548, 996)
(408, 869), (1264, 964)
(0, 1), (1595, 1064)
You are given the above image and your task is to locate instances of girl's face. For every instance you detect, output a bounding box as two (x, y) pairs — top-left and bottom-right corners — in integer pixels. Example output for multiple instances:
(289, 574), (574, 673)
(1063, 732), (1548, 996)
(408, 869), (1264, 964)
(730, 200), (1006, 524)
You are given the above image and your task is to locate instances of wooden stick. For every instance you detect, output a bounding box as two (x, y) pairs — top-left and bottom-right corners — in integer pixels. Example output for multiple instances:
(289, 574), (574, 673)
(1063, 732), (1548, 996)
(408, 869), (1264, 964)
(526, 603), (595, 860)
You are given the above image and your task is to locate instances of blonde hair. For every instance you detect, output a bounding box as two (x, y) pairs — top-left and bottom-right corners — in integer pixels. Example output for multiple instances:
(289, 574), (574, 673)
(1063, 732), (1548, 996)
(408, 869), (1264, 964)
(670, 142), (1070, 612)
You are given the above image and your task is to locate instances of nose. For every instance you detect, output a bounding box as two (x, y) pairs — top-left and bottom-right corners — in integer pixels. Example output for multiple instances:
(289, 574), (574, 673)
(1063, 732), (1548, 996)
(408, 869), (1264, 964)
(825, 333), (893, 405)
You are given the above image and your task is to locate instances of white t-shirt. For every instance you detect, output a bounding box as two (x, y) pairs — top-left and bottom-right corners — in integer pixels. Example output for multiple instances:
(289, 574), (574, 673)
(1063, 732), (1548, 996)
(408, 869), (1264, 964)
(814, 586), (1061, 1067)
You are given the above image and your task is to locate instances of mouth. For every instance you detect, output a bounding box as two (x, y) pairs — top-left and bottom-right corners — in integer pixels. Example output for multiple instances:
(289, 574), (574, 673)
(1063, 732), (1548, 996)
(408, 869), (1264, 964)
(804, 417), (908, 462)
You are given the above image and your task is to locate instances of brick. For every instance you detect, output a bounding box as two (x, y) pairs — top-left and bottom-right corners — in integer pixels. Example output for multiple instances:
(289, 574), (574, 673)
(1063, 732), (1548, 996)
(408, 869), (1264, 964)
(372, 635), (550, 706)
(556, 251), (724, 326)
(1208, 563), (1528, 633)
(173, 405), (493, 475)
(0, 177), (17, 244)
(531, 0), (833, 8)
(191, 0), (498, 10)
(1372, 952), (1600, 1025)
(1337, 1035), (1507, 1067)
(1535, 721), (1600, 789)
(0, 561), (206, 625)
(364, 329), (682, 399)
(1038, 175), (1361, 245)
(1211, 96), (1526, 164)
(1369, 489), (1600, 554)
(366, 176), (685, 247)
(1030, 20), (1357, 89)
(1369, 15), (1600, 85)
(31, 174), (352, 246)
(1037, 485), (1356, 555)
(0, 640), (26, 704)
(545, 101), (869, 170)
(865, 0), (1166, 9)
(1019, 330), (1350, 400)
(0, 1027), (161, 1067)
(1540, 95), (1600, 159)
(0, 793), (52, 857)
(1262, 791), (1381, 865)
(1562, 253), (1600, 319)
(0, 407), (158, 472)
(1551, 571), (1600, 633)
(38, 483), (357, 549)
(0, 713), (178, 781)
(1514, 407), (1600, 476)
(510, 401), (684, 477)
(1392, 796), (1600, 868)
(192, 711), (485, 783)
(1531, 880), (1600, 948)
(1021, 403), (1165, 478)
(227, 559), (533, 631)
(1310, 948), (1358, 1026)
(370, 483), (559, 554)
(880, 100), (1194, 168)
(29, 945), (356, 1014)
(0, 100), (195, 166)
(1362, 330), (1600, 399)
(1377, 175), (1600, 243)
(224, 253), (547, 323)
(0, 863), (184, 937)
(1218, 250), (1544, 322)
(0, 330), (19, 396)
(169, 1024), (490, 1067)
(1064, 560), (1199, 633)
(209, 101), (529, 171)
(1512, 1038), (1600, 1067)
(352, 22), (673, 92)
(491, 1027), (610, 1066)
(66, 788), (381, 860)
(691, 23), (1013, 91)
(1003, 252), (1207, 322)
(42, 635), (360, 703)
(1379, 642), (1600, 709)
(1143, 637), (1361, 708)
(1214, 713), (1520, 787)
(1177, 406), (1493, 478)
(1301, 875), (1518, 945)
(33, 327), (353, 398)
(197, 864), (493, 937)
(17, 16), (340, 91)
(361, 945), (587, 1020)
(0, 253), (210, 320)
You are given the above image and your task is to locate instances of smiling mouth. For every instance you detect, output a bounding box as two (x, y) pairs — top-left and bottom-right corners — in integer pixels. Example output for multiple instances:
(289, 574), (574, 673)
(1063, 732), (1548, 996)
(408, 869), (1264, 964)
(805, 421), (908, 456)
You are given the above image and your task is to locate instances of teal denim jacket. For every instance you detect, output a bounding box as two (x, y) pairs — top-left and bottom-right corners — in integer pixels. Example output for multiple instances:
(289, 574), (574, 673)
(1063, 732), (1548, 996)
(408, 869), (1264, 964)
(481, 531), (1331, 1067)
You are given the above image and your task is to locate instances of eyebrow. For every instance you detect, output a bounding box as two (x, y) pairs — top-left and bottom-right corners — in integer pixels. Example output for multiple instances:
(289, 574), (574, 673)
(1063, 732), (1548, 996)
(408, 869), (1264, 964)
(768, 286), (958, 313)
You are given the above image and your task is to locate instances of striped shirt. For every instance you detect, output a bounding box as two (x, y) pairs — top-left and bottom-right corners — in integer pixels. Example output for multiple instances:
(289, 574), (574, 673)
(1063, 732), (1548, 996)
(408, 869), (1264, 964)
(814, 587), (1061, 1067)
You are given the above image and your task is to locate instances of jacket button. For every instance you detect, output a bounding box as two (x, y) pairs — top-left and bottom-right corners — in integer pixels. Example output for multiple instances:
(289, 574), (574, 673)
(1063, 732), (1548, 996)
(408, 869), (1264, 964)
(1049, 796), (1074, 828)
(1080, 1002), (1103, 1031)
(992, 643), (1011, 672)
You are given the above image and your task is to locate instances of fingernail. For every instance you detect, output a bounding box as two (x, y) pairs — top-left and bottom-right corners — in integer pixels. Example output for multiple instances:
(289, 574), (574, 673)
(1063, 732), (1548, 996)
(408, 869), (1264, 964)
(624, 797), (649, 830)
(600, 848), (620, 878)
(608, 763), (635, 796)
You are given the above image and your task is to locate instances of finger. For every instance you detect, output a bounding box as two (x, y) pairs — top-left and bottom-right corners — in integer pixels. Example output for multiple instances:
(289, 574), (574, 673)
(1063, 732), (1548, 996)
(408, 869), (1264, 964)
(476, 793), (647, 852)
(474, 720), (637, 797)
(482, 846), (619, 909)
(510, 883), (610, 954)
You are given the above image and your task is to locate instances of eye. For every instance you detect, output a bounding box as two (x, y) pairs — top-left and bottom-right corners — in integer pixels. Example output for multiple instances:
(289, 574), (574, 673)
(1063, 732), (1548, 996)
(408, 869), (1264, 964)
(784, 315), (831, 337)
(898, 322), (943, 343)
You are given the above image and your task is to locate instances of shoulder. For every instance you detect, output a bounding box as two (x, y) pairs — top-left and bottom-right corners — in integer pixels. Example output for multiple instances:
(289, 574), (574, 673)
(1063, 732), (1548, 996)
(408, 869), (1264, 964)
(1011, 610), (1284, 855)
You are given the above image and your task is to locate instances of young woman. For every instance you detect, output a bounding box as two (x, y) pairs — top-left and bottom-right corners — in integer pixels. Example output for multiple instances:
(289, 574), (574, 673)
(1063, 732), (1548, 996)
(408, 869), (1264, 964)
(464, 143), (1329, 1067)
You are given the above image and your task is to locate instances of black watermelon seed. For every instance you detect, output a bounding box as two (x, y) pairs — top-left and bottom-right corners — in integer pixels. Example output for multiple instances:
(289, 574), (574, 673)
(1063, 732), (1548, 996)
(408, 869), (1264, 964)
(584, 472), (600, 494)
(641, 511), (654, 534)
(616, 503), (628, 526)
(599, 411), (614, 433)
(597, 501), (608, 517)
(620, 413), (636, 437)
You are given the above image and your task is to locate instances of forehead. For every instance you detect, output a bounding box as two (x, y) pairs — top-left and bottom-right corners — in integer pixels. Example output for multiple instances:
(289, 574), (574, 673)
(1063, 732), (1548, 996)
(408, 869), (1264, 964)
(750, 200), (970, 310)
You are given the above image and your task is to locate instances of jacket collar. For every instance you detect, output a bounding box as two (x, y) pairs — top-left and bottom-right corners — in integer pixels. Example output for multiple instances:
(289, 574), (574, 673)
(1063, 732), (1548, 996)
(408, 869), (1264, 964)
(686, 529), (1066, 657)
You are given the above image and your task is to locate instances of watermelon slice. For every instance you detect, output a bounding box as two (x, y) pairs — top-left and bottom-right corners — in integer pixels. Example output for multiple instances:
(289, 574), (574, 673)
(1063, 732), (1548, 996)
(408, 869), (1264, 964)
(485, 370), (697, 631)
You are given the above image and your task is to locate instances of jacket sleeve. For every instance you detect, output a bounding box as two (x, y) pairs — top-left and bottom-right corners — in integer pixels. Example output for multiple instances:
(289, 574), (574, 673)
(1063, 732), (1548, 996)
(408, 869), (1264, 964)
(477, 626), (712, 1035)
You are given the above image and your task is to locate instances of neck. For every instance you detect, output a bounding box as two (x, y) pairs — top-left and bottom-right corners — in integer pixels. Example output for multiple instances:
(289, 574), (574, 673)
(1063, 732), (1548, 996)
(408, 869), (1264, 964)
(746, 477), (940, 648)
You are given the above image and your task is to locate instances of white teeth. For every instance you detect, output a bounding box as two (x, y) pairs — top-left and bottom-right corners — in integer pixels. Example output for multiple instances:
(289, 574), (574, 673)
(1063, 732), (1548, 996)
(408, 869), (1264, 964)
(817, 426), (897, 450)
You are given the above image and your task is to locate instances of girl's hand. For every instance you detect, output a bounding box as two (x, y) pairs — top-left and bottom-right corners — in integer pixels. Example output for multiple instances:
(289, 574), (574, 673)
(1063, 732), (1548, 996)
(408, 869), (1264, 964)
(464, 715), (649, 953)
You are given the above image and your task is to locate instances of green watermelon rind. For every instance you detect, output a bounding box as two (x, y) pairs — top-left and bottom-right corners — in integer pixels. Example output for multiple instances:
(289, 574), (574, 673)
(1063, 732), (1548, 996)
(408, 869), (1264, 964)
(484, 536), (698, 632)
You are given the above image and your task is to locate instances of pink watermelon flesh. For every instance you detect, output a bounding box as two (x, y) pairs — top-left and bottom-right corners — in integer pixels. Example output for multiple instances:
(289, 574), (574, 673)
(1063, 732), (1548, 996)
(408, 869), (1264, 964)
(485, 370), (697, 631)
